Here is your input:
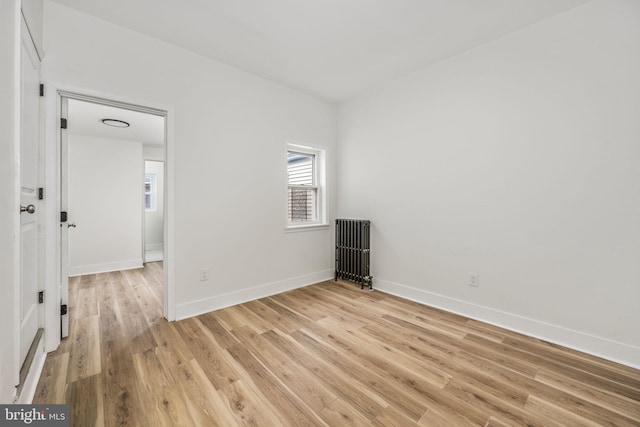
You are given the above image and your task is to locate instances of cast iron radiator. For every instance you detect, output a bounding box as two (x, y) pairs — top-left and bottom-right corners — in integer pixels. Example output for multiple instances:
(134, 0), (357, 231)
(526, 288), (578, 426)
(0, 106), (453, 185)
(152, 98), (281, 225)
(335, 219), (373, 289)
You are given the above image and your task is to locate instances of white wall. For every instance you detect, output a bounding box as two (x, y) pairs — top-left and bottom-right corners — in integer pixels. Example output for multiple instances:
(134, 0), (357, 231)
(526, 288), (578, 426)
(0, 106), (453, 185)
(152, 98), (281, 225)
(21, 0), (44, 58)
(42, 1), (335, 319)
(143, 146), (164, 162)
(68, 135), (143, 275)
(337, 0), (640, 367)
(0, 0), (21, 404)
(145, 160), (164, 251)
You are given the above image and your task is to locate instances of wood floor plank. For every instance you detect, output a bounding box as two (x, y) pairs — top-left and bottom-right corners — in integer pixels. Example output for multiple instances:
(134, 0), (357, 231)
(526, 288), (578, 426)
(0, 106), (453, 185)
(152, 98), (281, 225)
(216, 379), (285, 426)
(460, 320), (507, 343)
(377, 290), (468, 325)
(173, 318), (238, 389)
(242, 299), (301, 334)
(465, 333), (640, 402)
(66, 374), (104, 427)
(33, 270), (640, 426)
(271, 289), (329, 321)
(371, 405), (423, 427)
(417, 406), (478, 427)
(262, 328), (390, 420)
(524, 394), (603, 427)
(362, 318), (458, 367)
(148, 318), (192, 366)
(298, 286), (370, 329)
(231, 326), (338, 415)
(132, 348), (176, 392)
(226, 342), (329, 426)
(210, 305), (249, 332)
(258, 296), (315, 330)
(67, 315), (101, 382)
(504, 334), (640, 389)
(100, 339), (142, 427)
(32, 352), (69, 404)
(126, 269), (164, 326)
(482, 416), (513, 427)
(318, 315), (452, 388)
(449, 353), (533, 408)
(375, 298), (470, 339)
(172, 359), (239, 427)
(74, 286), (99, 319)
(303, 285), (386, 325)
(535, 368), (640, 421)
(146, 385), (196, 427)
(96, 280), (125, 343)
(225, 304), (272, 334)
(453, 349), (640, 427)
(332, 280), (387, 302)
(196, 313), (241, 349)
(320, 398), (373, 427)
(292, 327), (430, 422)
(442, 378), (556, 427)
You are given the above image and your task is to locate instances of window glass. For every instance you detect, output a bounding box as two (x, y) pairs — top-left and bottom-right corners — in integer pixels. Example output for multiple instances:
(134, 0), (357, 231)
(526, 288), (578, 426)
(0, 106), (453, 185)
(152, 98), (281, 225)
(287, 152), (314, 186)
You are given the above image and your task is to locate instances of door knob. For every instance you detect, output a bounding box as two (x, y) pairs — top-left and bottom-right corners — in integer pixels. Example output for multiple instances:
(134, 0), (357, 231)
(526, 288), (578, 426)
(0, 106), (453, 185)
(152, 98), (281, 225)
(68, 223), (77, 228)
(20, 204), (36, 214)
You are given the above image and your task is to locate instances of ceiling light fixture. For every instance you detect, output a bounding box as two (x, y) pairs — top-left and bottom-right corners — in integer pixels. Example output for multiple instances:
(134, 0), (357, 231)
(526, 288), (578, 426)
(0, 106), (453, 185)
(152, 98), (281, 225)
(101, 118), (130, 128)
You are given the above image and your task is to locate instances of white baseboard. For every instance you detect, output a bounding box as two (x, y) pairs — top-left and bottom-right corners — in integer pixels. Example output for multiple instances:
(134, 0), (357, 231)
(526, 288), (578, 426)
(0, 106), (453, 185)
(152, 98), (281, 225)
(16, 339), (46, 404)
(69, 259), (143, 277)
(176, 269), (334, 320)
(375, 277), (640, 370)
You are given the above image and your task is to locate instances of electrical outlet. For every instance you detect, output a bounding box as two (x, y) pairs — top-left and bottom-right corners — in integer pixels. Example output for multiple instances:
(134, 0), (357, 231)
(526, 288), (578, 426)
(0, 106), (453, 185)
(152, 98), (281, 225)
(469, 273), (479, 287)
(200, 268), (209, 282)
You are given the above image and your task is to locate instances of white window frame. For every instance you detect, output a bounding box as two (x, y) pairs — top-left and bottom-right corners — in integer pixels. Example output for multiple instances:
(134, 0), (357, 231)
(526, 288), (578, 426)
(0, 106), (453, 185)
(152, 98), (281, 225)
(286, 142), (328, 231)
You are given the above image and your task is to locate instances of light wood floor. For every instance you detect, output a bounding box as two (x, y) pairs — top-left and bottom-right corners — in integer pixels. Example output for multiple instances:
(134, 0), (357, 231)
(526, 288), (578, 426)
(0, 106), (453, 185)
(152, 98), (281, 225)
(34, 263), (640, 426)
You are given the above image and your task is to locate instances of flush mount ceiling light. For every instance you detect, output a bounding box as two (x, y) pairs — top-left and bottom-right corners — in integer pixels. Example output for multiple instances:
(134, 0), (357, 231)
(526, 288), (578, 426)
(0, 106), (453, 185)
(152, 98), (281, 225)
(101, 118), (130, 128)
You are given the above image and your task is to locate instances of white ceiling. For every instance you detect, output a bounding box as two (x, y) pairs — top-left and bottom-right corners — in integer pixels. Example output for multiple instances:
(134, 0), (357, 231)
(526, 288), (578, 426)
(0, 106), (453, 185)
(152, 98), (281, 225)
(68, 99), (165, 146)
(50, 0), (590, 103)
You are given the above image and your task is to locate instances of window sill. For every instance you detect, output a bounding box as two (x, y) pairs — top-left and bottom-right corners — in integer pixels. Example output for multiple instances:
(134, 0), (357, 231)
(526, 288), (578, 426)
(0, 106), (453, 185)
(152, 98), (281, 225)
(285, 223), (330, 233)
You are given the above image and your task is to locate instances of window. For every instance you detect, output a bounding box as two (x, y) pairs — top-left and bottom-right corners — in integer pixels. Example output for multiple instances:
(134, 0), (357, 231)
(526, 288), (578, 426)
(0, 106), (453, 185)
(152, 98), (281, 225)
(287, 143), (326, 228)
(145, 173), (156, 211)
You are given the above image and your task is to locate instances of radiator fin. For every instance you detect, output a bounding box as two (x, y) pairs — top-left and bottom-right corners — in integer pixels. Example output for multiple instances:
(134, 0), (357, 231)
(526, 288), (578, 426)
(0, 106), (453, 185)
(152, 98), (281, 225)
(335, 219), (372, 290)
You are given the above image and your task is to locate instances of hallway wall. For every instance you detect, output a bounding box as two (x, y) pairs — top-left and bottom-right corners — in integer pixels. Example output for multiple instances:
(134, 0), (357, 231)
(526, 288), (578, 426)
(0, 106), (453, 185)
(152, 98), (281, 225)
(68, 135), (143, 275)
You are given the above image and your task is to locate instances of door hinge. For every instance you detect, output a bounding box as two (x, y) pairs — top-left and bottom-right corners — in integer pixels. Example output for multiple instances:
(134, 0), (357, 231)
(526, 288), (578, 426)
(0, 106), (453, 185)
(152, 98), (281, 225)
(61, 304), (68, 315)
(38, 187), (44, 200)
(61, 118), (67, 129)
(38, 291), (44, 304)
(39, 84), (44, 97)
(60, 211), (67, 222)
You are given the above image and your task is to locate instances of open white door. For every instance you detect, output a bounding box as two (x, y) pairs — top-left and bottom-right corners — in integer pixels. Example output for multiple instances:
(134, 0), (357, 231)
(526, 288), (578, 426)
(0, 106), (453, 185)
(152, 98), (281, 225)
(60, 96), (70, 338)
(18, 18), (43, 387)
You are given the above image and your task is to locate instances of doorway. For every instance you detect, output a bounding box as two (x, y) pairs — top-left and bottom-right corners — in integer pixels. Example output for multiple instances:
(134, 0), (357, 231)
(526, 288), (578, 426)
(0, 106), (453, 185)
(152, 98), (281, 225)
(59, 94), (168, 337)
(144, 160), (165, 263)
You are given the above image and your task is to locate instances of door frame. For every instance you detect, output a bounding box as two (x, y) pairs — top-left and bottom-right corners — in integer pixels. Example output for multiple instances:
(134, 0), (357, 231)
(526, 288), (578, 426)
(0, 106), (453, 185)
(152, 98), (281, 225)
(42, 85), (176, 352)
